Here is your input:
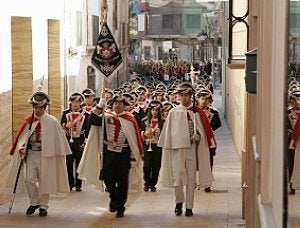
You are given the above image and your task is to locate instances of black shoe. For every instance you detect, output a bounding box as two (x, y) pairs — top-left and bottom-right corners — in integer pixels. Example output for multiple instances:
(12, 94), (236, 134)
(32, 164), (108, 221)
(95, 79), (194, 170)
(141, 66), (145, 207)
(205, 187), (211, 192)
(116, 207), (125, 218)
(185, 209), (193, 217)
(175, 203), (183, 216)
(150, 186), (157, 192)
(26, 205), (40, 215)
(75, 188), (82, 192)
(143, 186), (149, 192)
(109, 201), (117, 212)
(290, 183), (296, 195)
(290, 188), (296, 195)
(39, 208), (48, 216)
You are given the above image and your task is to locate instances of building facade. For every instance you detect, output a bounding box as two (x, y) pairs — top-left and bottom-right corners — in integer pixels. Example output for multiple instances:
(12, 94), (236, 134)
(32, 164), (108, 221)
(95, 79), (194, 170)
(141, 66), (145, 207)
(0, 0), (129, 203)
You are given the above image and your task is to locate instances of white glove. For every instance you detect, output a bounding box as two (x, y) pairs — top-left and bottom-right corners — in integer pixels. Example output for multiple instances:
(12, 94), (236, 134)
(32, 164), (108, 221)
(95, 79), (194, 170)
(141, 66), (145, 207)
(92, 99), (106, 115)
(98, 98), (106, 109)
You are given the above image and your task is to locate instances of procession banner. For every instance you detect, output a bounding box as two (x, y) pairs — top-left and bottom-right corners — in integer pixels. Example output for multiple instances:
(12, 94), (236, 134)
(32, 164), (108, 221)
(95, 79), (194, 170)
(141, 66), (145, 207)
(91, 22), (123, 77)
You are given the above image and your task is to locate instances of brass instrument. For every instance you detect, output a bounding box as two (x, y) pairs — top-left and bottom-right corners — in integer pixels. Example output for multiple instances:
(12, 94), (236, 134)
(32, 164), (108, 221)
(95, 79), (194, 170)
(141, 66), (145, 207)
(146, 119), (160, 151)
(66, 112), (84, 143)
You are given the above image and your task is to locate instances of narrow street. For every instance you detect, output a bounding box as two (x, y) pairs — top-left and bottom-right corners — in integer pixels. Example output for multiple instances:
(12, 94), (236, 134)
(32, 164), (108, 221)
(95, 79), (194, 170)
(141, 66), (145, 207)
(0, 88), (245, 228)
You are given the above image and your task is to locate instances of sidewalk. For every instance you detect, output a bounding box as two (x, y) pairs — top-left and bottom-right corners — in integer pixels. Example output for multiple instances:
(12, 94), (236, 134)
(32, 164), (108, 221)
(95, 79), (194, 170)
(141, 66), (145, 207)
(0, 88), (245, 228)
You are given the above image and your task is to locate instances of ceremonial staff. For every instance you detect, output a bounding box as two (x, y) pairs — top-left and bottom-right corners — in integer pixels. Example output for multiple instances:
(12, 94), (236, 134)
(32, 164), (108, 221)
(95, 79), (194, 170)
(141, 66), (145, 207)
(8, 111), (35, 213)
(91, 6), (123, 181)
(190, 65), (200, 171)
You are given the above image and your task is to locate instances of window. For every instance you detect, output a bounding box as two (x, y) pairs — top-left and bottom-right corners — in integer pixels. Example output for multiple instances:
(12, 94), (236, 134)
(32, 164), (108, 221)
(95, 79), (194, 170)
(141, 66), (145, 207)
(92, 15), (99, 46)
(144, 46), (151, 60)
(76, 11), (82, 46)
(162, 14), (182, 30)
(158, 47), (163, 60)
(162, 15), (173, 29)
(113, 0), (118, 30)
(186, 14), (200, 29)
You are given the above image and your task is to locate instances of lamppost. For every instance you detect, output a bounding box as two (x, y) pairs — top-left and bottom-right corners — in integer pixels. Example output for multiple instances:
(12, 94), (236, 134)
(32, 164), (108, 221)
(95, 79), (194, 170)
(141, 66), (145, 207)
(197, 29), (215, 88)
(197, 30), (207, 62)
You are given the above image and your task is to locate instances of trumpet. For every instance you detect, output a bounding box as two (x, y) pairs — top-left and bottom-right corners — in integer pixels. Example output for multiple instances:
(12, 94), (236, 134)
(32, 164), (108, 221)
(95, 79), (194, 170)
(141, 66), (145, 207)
(147, 138), (153, 151)
(145, 119), (160, 152)
(69, 128), (74, 143)
(145, 128), (154, 151)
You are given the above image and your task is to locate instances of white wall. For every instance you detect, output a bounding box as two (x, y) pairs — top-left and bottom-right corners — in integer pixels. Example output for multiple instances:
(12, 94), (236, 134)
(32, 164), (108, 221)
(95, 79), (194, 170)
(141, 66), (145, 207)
(225, 67), (246, 157)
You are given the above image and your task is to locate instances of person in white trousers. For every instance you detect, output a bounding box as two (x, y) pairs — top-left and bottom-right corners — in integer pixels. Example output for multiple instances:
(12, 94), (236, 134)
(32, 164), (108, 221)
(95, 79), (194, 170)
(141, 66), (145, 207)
(6, 92), (71, 216)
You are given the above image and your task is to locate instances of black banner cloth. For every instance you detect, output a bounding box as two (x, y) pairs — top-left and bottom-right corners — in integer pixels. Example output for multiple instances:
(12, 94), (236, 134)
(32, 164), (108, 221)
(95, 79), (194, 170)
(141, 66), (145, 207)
(91, 22), (123, 77)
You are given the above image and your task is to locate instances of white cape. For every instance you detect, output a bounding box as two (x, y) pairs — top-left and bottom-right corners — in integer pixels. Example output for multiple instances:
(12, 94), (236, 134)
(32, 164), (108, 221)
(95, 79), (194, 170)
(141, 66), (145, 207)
(5, 113), (71, 194)
(158, 105), (213, 188)
(78, 114), (143, 191)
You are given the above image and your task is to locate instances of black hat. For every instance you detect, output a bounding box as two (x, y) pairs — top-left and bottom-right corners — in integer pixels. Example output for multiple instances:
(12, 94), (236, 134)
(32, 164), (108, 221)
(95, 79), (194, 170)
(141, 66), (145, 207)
(28, 92), (51, 106)
(113, 88), (123, 95)
(136, 86), (147, 94)
(123, 93), (136, 106)
(69, 92), (85, 104)
(162, 101), (174, 111)
(145, 82), (154, 90)
(153, 90), (165, 97)
(147, 100), (163, 110)
(111, 94), (130, 106)
(104, 88), (114, 96)
(82, 88), (95, 97)
(130, 91), (139, 100)
(156, 83), (167, 92)
(175, 82), (195, 95)
(122, 82), (132, 89)
(290, 89), (300, 100)
(119, 87), (126, 93)
(130, 77), (140, 84)
(196, 89), (213, 101)
(167, 88), (176, 95)
(106, 98), (114, 108)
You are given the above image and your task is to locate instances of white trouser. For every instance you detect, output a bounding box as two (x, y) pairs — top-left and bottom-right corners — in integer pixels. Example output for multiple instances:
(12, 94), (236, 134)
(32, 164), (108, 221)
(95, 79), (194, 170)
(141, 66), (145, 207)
(25, 150), (49, 210)
(172, 145), (197, 209)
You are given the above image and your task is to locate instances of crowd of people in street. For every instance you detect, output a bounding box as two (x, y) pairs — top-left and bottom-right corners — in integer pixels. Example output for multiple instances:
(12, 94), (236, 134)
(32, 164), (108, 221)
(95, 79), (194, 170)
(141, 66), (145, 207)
(5, 63), (224, 219)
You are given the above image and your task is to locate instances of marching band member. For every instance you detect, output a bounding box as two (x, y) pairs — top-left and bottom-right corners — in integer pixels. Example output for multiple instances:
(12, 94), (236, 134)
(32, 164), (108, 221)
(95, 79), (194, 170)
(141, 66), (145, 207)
(78, 94), (143, 218)
(288, 89), (300, 194)
(136, 86), (148, 111)
(82, 88), (95, 114)
(6, 92), (71, 216)
(141, 100), (164, 192)
(61, 92), (90, 192)
(196, 89), (221, 192)
(161, 102), (174, 120)
(158, 82), (213, 217)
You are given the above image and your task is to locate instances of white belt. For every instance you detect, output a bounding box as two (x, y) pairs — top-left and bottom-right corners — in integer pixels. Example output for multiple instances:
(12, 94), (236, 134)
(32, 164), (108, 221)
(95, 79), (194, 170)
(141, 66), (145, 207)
(104, 140), (129, 148)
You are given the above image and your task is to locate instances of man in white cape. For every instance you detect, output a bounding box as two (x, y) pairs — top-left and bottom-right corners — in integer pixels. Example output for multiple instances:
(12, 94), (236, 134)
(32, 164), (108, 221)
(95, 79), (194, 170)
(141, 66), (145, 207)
(158, 82), (213, 217)
(78, 94), (143, 218)
(6, 92), (71, 216)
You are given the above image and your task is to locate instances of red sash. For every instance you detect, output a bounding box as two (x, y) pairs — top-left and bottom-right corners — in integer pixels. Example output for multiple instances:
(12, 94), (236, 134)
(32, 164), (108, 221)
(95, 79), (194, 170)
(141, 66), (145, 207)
(291, 113), (300, 148)
(118, 112), (144, 156)
(10, 115), (38, 155)
(191, 107), (215, 147)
